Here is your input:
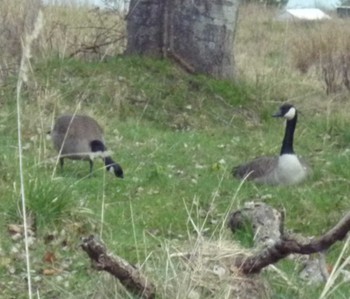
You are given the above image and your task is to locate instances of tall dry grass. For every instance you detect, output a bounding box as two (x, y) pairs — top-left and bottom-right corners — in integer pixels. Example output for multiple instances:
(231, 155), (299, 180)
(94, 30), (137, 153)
(0, 0), (28, 80)
(41, 4), (126, 60)
(235, 4), (350, 103)
(0, 0), (126, 83)
(290, 19), (350, 95)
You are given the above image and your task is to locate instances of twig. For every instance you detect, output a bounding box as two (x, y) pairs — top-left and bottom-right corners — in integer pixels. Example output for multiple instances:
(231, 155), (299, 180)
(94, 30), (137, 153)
(81, 235), (156, 299)
(69, 36), (125, 58)
(166, 50), (196, 74)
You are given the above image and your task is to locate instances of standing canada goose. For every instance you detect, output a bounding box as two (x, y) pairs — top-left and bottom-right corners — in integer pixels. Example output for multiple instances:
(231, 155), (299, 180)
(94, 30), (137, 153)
(51, 114), (123, 178)
(232, 103), (309, 185)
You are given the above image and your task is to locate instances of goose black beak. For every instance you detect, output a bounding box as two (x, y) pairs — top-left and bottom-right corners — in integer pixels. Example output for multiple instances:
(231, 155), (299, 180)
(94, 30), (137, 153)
(272, 110), (283, 118)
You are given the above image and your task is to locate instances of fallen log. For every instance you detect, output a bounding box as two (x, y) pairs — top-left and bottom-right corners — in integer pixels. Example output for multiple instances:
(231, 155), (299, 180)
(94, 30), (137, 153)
(81, 235), (156, 299)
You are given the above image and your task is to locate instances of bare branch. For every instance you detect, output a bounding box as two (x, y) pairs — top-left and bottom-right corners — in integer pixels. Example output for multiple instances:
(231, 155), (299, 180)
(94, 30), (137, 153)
(81, 235), (156, 299)
(236, 211), (350, 274)
(69, 36), (125, 58)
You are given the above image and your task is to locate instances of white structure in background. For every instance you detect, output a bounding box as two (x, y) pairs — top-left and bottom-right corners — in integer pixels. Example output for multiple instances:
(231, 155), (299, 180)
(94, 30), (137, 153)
(277, 0), (340, 21)
(278, 8), (331, 20)
(44, 0), (130, 10)
(286, 0), (341, 10)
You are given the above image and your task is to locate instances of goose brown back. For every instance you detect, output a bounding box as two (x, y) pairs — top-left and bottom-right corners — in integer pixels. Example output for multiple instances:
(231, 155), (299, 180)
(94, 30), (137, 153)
(52, 115), (104, 160)
(51, 114), (124, 178)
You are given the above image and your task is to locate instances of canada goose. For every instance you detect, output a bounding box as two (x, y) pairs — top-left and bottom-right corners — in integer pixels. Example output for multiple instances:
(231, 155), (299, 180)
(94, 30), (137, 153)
(51, 114), (123, 178)
(232, 103), (309, 185)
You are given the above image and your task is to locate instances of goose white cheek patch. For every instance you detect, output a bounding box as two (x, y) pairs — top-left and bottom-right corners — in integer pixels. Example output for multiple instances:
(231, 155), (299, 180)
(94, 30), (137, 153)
(109, 167), (115, 174)
(284, 107), (296, 120)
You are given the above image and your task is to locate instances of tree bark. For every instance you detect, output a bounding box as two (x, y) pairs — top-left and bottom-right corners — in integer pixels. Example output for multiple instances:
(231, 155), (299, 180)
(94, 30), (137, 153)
(81, 235), (156, 299)
(230, 203), (350, 275)
(170, 0), (239, 79)
(126, 0), (239, 79)
(126, 0), (165, 56)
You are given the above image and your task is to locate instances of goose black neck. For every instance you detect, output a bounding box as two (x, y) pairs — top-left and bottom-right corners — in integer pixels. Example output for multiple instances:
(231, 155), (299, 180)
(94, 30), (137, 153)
(280, 114), (297, 155)
(104, 156), (115, 167)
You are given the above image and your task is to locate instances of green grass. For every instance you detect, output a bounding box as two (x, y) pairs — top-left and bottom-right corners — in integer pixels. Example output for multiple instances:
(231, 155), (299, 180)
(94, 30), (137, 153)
(1, 55), (350, 298)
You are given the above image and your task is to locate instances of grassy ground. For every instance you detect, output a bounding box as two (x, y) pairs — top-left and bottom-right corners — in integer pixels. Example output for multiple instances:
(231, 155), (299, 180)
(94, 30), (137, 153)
(1, 2), (350, 299)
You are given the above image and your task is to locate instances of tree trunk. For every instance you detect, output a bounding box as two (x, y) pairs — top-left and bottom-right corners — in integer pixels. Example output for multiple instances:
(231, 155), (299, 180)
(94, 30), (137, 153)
(126, 0), (239, 79)
(126, 0), (165, 57)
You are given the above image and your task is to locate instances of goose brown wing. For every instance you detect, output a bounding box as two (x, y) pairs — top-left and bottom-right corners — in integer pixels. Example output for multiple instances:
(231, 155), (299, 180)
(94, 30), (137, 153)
(233, 156), (278, 180)
(54, 115), (103, 138)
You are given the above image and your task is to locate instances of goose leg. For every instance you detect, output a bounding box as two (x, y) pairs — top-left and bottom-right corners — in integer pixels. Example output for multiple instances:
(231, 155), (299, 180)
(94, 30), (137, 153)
(59, 158), (64, 169)
(89, 160), (94, 177)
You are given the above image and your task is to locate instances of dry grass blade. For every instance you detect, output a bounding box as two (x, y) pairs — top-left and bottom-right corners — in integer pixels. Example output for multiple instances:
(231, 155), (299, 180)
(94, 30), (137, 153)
(153, 238), (269, 299)
(15, 3), (43, 299)
(319, 236), (350, 299)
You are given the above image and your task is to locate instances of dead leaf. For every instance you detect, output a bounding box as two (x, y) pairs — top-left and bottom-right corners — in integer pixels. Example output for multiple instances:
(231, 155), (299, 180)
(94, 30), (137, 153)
(8, 223), (35, 238)
(8, 224), (23, 235)
(43, 251), (56, 264)
(42, 268), (62, 276)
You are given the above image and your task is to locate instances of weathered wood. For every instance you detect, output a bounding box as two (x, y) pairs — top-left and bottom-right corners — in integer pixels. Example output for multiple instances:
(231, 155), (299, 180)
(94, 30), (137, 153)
(231, 205), (350, 275)
(81, 235), (156, 299)
(126, 0), (239, 79)
(228, 202), (283, 247)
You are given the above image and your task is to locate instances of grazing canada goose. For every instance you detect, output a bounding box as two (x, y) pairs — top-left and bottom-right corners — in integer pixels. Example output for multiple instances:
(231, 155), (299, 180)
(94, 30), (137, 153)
(232, 103), (309, 185)
(51, 114), (123, 178)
